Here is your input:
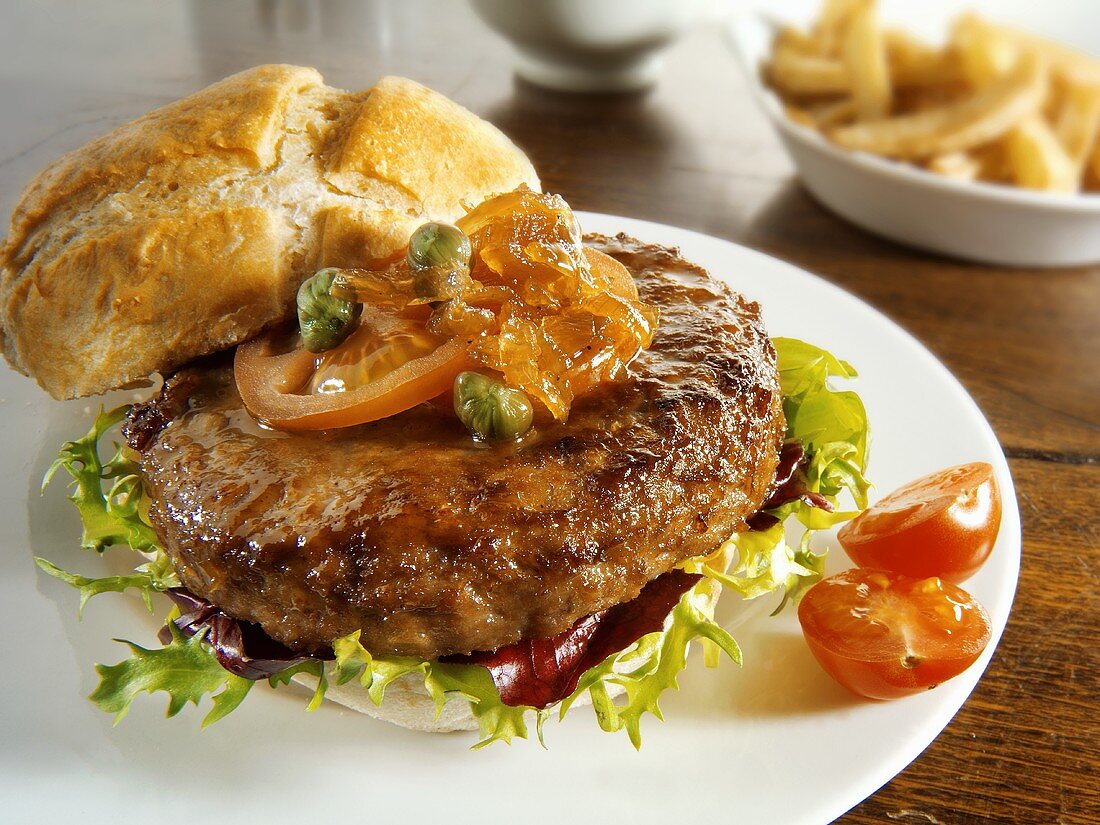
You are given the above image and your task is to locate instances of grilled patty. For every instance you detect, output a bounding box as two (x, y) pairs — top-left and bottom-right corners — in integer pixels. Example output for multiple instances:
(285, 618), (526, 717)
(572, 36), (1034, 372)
(128, 234), (784, 658)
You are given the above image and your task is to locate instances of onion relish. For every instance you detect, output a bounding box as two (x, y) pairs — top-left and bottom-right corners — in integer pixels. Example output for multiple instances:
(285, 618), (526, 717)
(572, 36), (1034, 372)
(335, 186), (659, 420)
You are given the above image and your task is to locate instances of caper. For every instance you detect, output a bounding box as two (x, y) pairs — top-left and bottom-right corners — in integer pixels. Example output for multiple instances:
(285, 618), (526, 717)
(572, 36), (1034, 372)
(407, 222), (471, 271)
(453, 372), (534, 442)
(297, 268), (362, 353)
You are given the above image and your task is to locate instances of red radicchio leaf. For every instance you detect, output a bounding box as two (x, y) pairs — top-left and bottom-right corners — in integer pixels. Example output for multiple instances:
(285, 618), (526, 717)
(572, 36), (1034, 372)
(747, 441), (832, 531)
(159, 589), (329, 680)
(442, 569), (702, 709)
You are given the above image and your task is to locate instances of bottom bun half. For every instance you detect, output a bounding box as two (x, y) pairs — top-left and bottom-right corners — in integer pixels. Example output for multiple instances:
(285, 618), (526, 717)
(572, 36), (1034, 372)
(291, 671), (621, 733)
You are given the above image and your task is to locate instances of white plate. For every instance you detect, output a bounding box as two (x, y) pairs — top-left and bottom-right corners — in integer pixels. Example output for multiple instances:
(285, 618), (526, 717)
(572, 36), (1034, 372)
(727, 0), (1100, 267)
(0, 213), (1020, 825)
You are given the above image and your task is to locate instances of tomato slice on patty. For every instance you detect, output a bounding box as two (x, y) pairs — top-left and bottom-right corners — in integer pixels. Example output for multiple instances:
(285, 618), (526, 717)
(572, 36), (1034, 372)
(234, 306), (469, 431)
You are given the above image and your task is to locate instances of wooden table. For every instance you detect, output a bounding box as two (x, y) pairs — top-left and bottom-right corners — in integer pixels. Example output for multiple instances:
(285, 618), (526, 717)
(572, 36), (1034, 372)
(1, 2), (1096, 823)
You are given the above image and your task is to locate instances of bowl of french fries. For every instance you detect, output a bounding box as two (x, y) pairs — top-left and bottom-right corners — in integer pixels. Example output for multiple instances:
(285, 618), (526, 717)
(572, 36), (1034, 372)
(728, 0), (1100, 266)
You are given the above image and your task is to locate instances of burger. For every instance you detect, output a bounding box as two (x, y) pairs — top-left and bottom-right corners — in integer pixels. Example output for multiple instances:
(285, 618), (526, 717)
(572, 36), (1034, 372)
(3, 66), (869, 746)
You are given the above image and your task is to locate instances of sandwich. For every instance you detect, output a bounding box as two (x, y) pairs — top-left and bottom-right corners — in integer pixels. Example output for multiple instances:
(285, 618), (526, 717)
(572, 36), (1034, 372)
(3, 66), (870, 746)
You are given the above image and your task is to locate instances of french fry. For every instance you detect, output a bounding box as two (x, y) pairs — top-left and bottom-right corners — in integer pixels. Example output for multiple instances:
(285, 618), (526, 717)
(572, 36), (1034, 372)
(1089, 139), (1100, 186)
(1043, 74), (1067, 122)
(774, 25), (824, 57)
(1004, 114), (1079, 191)
(786, 98), (858, 130)
(1053, 80), (1100, 166)
(842, 2), (892, 120)
(926, 151), (981, 182)
(814, 0), (863, 58)
(765, 48), (849, 96)
(785, 105), (818, 129)
(894, 83), (969, 115)
(885, 30), (963, 88)
(982, 19), (1100, 87)
(972, 139), (1013, 183)
(804, 97), (859, 128)
(951, 13), (1020, 88)
(1082, 143), (1100, 193)
(828, 53), (1047, 159)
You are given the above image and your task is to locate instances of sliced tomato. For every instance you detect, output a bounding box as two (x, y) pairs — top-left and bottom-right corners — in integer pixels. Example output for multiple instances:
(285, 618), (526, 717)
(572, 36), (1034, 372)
(838, 462), (1001, 583)
(234, 307), (469, 431)
(798, 568), (992, 700)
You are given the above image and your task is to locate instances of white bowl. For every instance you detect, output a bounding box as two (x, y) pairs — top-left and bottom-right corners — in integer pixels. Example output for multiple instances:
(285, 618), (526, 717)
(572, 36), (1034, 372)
(727, 11), (1100, 268)
(471, 0), (713, 92)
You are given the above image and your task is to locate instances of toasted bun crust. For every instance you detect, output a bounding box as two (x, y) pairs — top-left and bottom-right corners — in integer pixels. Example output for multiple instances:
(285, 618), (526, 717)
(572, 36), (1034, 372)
(0, 66), (539, 399)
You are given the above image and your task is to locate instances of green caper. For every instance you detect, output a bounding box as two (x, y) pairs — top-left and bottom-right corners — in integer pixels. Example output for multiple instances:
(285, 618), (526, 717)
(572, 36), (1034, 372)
(297, 268), (362, 353)
(407, 222), (471, 271)
(453, 371), (534, 442)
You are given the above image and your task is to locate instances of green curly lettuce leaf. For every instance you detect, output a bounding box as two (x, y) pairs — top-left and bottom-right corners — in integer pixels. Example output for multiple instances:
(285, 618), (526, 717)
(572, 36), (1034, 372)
(93, 616), (331, 727)
(267, 660), (330, 712)
(774, 336), (871, 512)
(42, 406), (157, 552)
(35, 552), (179, 616)
(686, 522), (817, 601)
(90, 622), (254, 728)
(38, 404), (179, 614)
(561, 581), (742, 749)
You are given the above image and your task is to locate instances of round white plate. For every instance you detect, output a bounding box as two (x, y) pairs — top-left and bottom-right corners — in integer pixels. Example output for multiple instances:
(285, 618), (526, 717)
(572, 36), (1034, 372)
(0, 213), (1020, 825)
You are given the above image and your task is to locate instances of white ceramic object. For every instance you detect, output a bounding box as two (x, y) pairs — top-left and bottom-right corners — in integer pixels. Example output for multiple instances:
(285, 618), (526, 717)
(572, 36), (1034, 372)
(727, 10), (1100, 267)
(2, 213), (1020, 825)
(470, 0), (713, 92)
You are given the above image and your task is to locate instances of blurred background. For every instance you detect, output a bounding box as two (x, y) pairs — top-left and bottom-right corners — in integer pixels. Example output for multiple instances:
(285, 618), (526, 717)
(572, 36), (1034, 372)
(2, 0), (1097, 233)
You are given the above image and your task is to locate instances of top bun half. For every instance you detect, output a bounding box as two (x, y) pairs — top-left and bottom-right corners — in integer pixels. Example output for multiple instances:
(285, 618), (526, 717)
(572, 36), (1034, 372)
(0, 66), (539, 399)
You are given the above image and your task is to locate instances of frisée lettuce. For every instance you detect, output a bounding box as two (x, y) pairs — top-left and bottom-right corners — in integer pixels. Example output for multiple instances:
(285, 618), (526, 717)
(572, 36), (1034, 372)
(37, 337), (869, 747)
(687, 337), (872, 615)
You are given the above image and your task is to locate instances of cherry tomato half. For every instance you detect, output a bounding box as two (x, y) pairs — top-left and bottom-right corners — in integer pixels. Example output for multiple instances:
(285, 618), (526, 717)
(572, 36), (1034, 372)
(798, 568), (992, 700)
(838, 462), (1001, 583)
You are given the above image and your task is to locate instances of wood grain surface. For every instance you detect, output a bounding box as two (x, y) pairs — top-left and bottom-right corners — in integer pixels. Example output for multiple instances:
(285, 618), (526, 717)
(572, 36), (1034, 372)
(1, 2), (1096, 823)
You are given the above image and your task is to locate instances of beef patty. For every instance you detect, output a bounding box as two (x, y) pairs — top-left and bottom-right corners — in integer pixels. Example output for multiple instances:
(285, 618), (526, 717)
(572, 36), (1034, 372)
(128, 234), (784, 658)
